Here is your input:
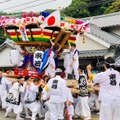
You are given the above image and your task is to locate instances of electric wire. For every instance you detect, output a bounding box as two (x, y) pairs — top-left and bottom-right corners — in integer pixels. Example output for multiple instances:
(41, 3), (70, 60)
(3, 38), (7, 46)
(9, 0), (57, 13)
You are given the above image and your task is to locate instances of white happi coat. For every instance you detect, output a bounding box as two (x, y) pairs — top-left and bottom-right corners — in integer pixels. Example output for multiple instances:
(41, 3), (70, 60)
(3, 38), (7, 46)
(24, 83), (40, 113)
(45, 75), (67, 120)
(65, 49), (79, 79)
(64, 53), (71, 72)
(93, 68), (120, 103)
(0, 76), (12, 108)
(70, 49), (79, 68)
(75, 74), (91, 119)
(6, 82), (24, 114)
(42, 87), (50, 101)
(21, 82), (27, 102)
(45, 51), (56, 77)
(46, 75), (67, 103)
(93, 68), (120, 120)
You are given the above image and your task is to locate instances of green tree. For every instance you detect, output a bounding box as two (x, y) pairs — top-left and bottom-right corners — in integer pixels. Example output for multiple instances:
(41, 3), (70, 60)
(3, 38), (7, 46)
(0, 11), (6, 15)
(104, 0), (120, 14)
(0, 26), (11, 45)
(61, 0), (114, 18)
(87, 0), (111, 16)
(0, 26), (6, 44)
(61, 0), (90, 18)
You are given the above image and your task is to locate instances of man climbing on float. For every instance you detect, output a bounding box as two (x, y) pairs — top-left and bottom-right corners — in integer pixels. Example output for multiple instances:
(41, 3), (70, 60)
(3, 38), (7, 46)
(64, 43), (79, 80)
(39, 42), (60, 78)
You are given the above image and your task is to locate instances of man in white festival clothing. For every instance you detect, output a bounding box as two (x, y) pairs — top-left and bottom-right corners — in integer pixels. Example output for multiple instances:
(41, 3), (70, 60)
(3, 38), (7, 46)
(92, 57), (120, 120)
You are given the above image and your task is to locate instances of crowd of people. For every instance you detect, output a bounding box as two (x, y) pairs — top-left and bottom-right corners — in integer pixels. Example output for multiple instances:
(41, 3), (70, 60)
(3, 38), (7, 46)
(0, 68), (93, 120)
(0, 42), (120, 120)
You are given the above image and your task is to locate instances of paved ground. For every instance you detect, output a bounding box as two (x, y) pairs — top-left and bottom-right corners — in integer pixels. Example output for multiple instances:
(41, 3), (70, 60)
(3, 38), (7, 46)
(0, 108), (99, 120)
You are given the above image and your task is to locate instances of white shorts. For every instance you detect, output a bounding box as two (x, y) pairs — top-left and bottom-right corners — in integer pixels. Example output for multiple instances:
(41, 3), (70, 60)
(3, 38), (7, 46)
(25, 101), (40, 113)
(6, 102), (23, 114)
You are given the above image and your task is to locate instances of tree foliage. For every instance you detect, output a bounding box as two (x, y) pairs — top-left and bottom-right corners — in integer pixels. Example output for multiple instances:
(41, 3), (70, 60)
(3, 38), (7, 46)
(0, 26), (10, 45)
(104, 0), (120, 14)
(0, 27), (5, 44)
(61, 0), (90, 18)
(61, 0), (118, 18)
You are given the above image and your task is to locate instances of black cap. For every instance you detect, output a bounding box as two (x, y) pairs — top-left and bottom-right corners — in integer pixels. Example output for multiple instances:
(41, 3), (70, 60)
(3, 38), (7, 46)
(18, 76), (24, 81)
(78, 66), (85, 71)
(104, 57), (115, 66)
(24, 76), (30, 81)
(55, 68), (62, 75)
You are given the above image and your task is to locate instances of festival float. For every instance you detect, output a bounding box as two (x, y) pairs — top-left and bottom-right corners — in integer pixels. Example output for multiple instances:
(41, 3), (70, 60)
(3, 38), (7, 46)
(0, 9), (91, 78)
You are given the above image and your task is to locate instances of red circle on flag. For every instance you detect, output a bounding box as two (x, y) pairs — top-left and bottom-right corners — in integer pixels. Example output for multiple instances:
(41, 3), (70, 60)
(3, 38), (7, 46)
(47, 16), (55, 26)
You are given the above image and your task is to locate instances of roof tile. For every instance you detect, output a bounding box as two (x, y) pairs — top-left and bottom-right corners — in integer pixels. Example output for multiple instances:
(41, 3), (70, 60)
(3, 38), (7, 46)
(83, 12), (120, 28)
(115, 56), (120, 67)
(89, 24), (120, 45)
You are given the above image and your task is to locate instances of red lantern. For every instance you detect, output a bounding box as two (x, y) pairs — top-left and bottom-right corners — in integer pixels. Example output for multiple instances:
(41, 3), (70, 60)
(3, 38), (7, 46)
(28, 12), (33, 17)
(22, 13), (27, 18)
(10, 19), (16, 25)
(60, 21), (69, 29)
(60, 21), (65, 27)
(1, 20), (6, 25)
(31, 17), (37, 23)
(32, 12), (36, 17)
(25, 17), (31, 24)
(15, 18), (21, 25)
(69, 24), (75, 29)
(37, 16), (45, 23)
(20, 18), (26, 24)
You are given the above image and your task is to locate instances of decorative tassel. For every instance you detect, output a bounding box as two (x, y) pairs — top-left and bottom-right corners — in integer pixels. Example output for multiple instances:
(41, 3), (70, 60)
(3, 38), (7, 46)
(81, 33), (85, 43)
(82, 36), (85, 43)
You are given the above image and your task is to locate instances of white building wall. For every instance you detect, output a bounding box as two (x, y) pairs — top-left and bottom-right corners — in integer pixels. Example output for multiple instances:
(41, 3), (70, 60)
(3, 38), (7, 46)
(64, 34), (108, 52)
(75, 35), (108, 51)
(109, 26), (120, 36)
(0, 47), (13, 67)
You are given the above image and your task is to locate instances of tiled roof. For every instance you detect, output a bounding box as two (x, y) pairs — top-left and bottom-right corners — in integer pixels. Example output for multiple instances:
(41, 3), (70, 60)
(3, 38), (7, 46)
(89, 24), (120, 45)
(0, 39), (22, 52)
(83, 12), (120, 28)
(60, 49), (112, 59)
(79, 49), (112, 58)
(115, 56), (120, 67)
(0, 43), (13, 52)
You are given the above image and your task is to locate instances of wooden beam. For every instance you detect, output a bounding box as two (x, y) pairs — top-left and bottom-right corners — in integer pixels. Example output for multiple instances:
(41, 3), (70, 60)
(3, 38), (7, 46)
(62, 45), (69, 49)
(54, 29), (65, 44)
(54, 29), (71, 48)
(61, 31), (71, 48)
(15, 29), (20, 41)
(15, 41), (69, 49)
(15, 41), (51, 46)
(29, 28), (34, 41)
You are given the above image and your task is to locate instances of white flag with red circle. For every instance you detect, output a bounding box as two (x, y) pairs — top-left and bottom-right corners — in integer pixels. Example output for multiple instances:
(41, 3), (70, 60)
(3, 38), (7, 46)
(40, 10), (60, 28)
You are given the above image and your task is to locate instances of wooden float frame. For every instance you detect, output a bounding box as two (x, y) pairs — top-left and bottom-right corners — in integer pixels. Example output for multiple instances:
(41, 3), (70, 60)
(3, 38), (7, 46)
(54, 29), (71, 48)
(15, 41), (69, 49)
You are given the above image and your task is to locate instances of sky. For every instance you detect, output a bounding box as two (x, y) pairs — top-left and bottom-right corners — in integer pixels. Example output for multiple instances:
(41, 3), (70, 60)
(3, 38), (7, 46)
(0, 0), (72, 13)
